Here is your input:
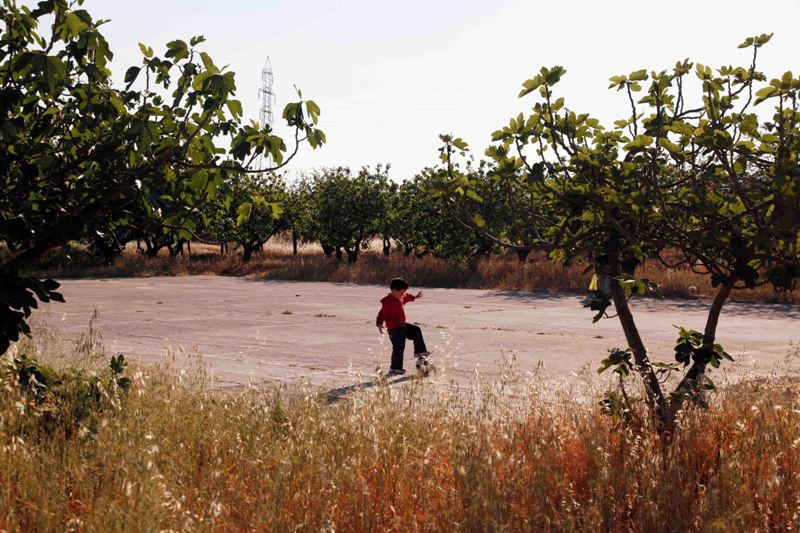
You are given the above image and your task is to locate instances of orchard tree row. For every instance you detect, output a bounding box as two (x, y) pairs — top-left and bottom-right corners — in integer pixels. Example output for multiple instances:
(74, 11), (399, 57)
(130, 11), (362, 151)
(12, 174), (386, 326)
(91, 163), (526, 265)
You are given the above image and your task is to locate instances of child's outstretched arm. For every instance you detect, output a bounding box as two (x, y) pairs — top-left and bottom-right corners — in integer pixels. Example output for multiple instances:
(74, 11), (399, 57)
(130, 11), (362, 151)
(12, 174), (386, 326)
(402, 291), (422, 304)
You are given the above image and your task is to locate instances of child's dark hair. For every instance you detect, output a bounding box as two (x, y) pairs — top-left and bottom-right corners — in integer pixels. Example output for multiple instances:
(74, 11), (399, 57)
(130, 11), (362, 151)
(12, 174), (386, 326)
(390, 278), (409, 291)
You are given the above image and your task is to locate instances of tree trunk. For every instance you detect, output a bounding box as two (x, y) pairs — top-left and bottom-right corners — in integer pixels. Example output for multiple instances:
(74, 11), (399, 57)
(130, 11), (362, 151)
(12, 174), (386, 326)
(322, 243), (335, 257)
(383, 236), (391, 256)
(144, 238), (158, 257)
(90, 235), (119, 266)
(347, 249), (359, 264)
(292, 230), (298, 256)
(335, 248), (343, 262)
(516, 248), (531, 263)
(242, 245), (254, 263)
(669, 278), (735, 420)
(608, 252), (667, 426)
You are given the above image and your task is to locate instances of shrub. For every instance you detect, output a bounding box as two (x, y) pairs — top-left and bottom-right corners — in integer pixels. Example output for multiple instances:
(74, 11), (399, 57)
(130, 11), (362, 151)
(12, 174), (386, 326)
(1, 352), (130, 437)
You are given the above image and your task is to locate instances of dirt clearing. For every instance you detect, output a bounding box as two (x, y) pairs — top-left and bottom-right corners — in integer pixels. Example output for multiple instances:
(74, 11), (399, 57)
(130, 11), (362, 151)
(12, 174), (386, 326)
(33, 277), (800, 389)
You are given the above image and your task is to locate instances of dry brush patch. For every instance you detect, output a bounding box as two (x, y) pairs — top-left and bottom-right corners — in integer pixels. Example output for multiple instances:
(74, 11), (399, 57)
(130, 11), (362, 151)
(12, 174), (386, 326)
(0, 330), (799, 530)
(23, 239), (797, 304)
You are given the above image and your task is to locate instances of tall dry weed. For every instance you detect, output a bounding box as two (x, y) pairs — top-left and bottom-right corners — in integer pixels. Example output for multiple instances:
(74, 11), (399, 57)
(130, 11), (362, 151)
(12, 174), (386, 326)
(1, 328), (798, 530)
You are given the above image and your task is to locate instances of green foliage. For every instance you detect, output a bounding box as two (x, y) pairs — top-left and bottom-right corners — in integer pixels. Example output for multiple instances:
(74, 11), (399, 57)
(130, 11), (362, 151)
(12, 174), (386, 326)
(393, 167), (497, 260)
(617, 277), (657, 298)
(207, 174), (288, 261)
(281, 178), (317, 249)
(0, 0), (324, 352)
(599, 390), (629, 420)
(673, 325), (733, 369)
(597, 348), (647, 427)
(304, 166), (392, 263)
(2, 352), (130, 436)
(597, 347), (634, 378)
(477, 41), (799, 301)
(582, 290), (612, 323)
(0, 277), (64, 353)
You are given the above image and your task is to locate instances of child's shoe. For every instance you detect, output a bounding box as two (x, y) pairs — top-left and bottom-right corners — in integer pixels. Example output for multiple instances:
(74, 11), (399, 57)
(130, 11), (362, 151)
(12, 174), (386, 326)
(388, 368), (406, 375)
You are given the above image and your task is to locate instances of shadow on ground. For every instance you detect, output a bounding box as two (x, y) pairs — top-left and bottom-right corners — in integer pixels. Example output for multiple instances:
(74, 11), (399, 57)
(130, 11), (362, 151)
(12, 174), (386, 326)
(326, 374), (412, 403)
(482, 290), (800, 319)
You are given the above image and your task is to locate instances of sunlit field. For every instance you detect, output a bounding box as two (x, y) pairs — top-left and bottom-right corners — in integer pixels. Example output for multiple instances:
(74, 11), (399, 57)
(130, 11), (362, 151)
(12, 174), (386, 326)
(1, 326), (798, 531)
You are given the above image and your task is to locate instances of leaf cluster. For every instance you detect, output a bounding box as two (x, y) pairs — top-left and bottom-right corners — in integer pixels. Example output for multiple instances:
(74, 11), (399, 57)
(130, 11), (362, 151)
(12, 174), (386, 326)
(299, 166), (392, 261)
(2, 352), (130, 436)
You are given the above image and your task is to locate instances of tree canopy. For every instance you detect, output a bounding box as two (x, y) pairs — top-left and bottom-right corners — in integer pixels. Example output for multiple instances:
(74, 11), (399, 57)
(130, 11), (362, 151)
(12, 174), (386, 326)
(304, 166), (392, 263)
(0, 0), (324, 352)
(207, 173), (288, 262)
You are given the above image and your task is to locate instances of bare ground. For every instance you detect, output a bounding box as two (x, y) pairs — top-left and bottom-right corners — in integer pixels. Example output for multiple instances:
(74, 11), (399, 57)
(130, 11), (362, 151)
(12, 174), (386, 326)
(32, 276), (800, 389)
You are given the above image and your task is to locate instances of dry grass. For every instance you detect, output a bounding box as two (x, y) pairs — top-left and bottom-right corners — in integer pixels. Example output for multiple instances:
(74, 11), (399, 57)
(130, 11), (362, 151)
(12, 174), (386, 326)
(1, 327), (799, 530)
(23, 238), (798, 303)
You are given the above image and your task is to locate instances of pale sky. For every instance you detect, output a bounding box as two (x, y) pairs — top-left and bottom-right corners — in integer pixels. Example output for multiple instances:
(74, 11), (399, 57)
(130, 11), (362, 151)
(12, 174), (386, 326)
(87, 0), (800, 180)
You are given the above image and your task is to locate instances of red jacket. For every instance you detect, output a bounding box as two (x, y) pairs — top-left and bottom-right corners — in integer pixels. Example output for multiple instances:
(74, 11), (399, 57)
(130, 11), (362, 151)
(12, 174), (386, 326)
(376, 293), (416, 332)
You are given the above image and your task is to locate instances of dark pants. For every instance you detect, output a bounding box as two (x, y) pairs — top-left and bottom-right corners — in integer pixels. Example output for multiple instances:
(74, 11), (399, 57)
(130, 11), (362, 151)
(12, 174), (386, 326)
(389, 324), (427, 370)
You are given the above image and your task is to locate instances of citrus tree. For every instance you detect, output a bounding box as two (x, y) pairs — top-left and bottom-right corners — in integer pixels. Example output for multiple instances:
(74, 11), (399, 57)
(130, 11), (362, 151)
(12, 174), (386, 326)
(396, 166), (499, 260)
(439, 34), (799, 427)
(307, 166), (391, 263)
(207, 173), (289, 262)
(0, 0), (324, 352)
(282, 178), (315, 256)
(377, 180), (399, 255)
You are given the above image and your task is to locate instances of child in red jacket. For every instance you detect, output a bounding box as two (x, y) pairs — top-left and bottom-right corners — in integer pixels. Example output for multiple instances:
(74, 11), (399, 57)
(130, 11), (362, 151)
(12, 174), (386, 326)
(376, 278), (430, 375)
